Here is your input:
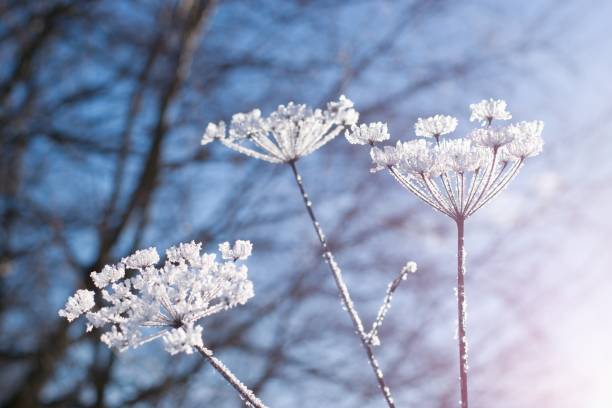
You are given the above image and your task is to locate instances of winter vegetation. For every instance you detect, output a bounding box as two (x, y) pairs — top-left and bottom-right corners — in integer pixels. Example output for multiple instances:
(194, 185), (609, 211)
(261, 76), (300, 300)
(2, 1), (612, 408)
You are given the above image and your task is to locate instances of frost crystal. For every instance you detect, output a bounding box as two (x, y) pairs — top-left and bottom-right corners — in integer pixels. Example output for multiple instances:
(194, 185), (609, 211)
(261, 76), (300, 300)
(370, 142), (401, 172)
(163, 322), (204, 355)
(202, 96), (358, 163)
(219, 240), (253, 261)
(121, 247), (160, 269)
(357, 99), (543, 219)
(58, 241), (255, 354)
(59, 289), (95, 322)
(345, 122), (390, 145)
(414, 115), (458, 139)
(90, 264), (125, 289)
(469, 98), (512, 125)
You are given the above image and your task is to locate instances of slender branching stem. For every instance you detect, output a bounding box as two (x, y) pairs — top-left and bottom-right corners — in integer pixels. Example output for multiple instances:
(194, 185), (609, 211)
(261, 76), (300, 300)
(197, 345), (268, 408)
(367, 264), (414, 346)
(456, 217), (469, 407)
(288, 160), (396, 408)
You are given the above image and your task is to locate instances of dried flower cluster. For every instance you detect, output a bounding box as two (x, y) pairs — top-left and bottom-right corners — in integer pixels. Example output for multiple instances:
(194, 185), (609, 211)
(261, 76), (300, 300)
(348, 99), (544, 219)
(59, 241), (254, 355)
(201, 96), (358, 163)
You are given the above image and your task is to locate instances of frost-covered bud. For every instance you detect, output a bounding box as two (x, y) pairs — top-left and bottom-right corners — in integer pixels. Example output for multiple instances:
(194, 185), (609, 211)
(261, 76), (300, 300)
(166, 241), (202, 265)
(219, 240), (253, 261)
(469, 99), (512, 125)
(506, 121), (544, 159)
(468, 127), (514, 149)
(397, 139), (441, 178)
(163, 323), (204, 355)
(401, 261), (418, 275)
(201, 121), (226, 145)
(229, 110), (267, 140)
(121, 247), (159, 269)
(327, 95), (359, 125)
(370, 143), (401, 172)
(436, 139), (489, 173)
(58, 289), (95, 322)
(90, 264), (125, 289)
(345, 122), (390, 145)
(414, 115), (458, 138)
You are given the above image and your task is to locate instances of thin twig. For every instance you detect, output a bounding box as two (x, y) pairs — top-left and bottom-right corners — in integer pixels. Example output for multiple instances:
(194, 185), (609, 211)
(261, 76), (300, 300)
(366, 262), (417, 346)
(197, 345), (268, 408)
(288, 160), (396, 408)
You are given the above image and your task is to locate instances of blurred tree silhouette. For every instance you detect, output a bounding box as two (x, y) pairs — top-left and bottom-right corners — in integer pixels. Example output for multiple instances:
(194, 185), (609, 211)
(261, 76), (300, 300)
(1, 0), (608, 407)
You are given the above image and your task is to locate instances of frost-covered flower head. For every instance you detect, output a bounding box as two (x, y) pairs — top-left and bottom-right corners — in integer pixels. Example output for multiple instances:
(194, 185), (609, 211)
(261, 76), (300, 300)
(58, 241), (254, 355)
(202, 96), (358, 163)
(345, 122), (390, 145)
(354, 99), (544, 219)
(469, 98), (512, 125)
(414, 115), (458, 140)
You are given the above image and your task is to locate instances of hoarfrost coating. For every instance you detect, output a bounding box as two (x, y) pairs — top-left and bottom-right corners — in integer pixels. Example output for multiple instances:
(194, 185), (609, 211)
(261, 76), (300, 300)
(350, 99), (544, 220)
(201, 96), (358, 163)
(58, 240), (254, 355)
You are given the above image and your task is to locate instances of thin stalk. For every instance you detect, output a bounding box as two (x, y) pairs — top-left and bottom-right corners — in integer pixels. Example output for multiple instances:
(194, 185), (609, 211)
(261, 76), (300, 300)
(288, 160), (396, 408)
(456, 218), (469, 407)
(197, 345), (268, 408)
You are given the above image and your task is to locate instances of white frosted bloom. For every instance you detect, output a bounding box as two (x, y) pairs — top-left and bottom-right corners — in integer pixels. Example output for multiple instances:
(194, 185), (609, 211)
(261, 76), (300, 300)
(201, 121), (226, 145)
(468, 126), (514, 149)
(363, 100), (543, 219)
(414, 115), (458, 138)
(121, 247), (159, 269)
(469, 99), (512, 125)
(166, 240), (202, 265)
(370, 142), (401, 172)
(436, 139), (489, 173)
(59, 241), (255, 354)
(90, 264), (125, 289)
(201, 96), (359, 163)
(58, 289), (95, 322)
(345, 122), (390, 145)
(396, 139), (441, 178)
(505, 121), (544, 159)
(219, 240), (253, 261)
(229, 109), (267, 140)
(163, 322), (204, 355)
(401, 261), (418, 275)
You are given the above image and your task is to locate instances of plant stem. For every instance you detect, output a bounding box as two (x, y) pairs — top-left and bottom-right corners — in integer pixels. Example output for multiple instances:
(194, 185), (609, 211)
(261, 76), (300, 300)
(288, 160), (396, 408)
(197, 345), (268, 408)
(456, 217), (469, 407)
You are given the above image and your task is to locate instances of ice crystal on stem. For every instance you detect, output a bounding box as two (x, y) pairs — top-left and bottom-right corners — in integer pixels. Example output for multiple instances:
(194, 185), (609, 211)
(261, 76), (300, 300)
(366, 261), (417, 346)
(349, 99), (543, 408)
(201, 95), (358, 163)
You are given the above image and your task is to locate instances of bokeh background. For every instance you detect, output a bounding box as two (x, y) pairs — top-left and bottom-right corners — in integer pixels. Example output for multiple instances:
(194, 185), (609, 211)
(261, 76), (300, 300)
(1, 0), (611, 407)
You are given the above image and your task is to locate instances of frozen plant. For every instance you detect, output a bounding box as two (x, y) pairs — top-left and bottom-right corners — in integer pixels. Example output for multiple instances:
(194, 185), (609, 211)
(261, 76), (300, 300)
(203, 97), (414, 408)
(58, 241), (267, 408)
(347, 98), (543, 408)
